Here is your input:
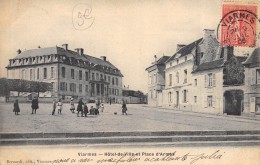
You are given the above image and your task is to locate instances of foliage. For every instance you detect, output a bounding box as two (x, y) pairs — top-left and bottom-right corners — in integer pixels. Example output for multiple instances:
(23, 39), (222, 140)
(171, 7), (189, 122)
(223, 57), (245, 85)
(0, 78), (52, 96)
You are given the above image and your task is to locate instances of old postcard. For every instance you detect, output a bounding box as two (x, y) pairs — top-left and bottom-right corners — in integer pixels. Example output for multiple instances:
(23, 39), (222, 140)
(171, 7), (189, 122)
(0, 0), (259, 165)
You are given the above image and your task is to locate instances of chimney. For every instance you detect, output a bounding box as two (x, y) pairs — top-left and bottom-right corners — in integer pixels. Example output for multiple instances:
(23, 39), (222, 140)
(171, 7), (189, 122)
(17, 49), (21, 54)
(100, 56), (107, 61)
(203, 29), (215, 38)
(75, 48), (84, 55)
(176, 44), (186, 52)
(223, 46), (234, 61)
(62, 44), (68, 50)
(154, 55), (157, 63)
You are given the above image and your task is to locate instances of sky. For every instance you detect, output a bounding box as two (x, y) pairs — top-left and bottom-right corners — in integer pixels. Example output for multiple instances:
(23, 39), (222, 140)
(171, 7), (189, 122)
(0, 0), (258, 93)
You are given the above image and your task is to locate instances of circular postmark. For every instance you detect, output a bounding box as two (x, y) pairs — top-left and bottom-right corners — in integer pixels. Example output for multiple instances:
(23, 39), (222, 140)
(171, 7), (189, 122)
(72, 3), (95, 30)
(217, 6), (259, 47)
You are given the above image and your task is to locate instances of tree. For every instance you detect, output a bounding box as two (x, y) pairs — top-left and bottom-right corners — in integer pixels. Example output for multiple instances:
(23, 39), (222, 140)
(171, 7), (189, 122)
(0, 78), (53, 99)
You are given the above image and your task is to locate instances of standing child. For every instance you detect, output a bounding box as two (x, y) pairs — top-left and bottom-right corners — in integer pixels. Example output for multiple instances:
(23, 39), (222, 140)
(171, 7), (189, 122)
(13, 99), (20, 115)
(100, 103), (104, 112)
(83, 103), (88, 117)
(57, 99), (63, 114)
(70, 98), (75, 113)
(52, 99), (56, 115)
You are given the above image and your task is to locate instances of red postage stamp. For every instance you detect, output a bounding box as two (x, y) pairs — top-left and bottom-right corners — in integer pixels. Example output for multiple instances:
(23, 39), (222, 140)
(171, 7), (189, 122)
(220, 4), (257, 47)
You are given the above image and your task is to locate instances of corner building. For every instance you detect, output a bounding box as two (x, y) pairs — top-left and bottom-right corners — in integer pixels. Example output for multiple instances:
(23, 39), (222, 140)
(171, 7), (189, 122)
(6, 44), (123, 102)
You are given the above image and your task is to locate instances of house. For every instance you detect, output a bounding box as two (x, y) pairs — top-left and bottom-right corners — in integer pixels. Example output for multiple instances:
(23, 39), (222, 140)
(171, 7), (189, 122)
(145, 55), (170, 106)
(6, 44), (123, 103)
(122, 89), (147, 104)
(243, 47), (260, 115)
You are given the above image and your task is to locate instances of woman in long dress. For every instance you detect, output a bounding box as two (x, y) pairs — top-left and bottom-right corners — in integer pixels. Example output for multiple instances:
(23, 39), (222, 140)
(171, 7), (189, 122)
(13, 99), (20, 115)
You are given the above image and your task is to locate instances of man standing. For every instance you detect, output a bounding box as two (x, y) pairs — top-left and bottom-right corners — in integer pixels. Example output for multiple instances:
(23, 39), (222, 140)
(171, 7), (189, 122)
(31, 96), (39, 114)
(52, 99), (56, 115)
(77, 98), (84, 117)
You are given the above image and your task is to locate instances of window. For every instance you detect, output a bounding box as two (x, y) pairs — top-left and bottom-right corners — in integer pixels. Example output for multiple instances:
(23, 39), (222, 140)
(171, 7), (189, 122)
(85, 85), (89, 93)
(37, 68), (40, 79)
(184, 69), (187, 83)
(207, 96), (213, 107)
(70, 83), (76, 92)
(96, 73), (99, 80)
(71, 69), (75, 79)
(169, 74), (172, 86)
(201, 52), (204, 59)
(92, 73), (95, 80)
(205, 73), (216, 87)
(60, 82), (67, 91)
(79, 70), (82, 80)
(30, 69), (33, 80)
(177, 59), (179, 64)
(112, 77), (115, 85)
(61, 67), (65, 78)
(104, 75), (107, 81)
(176, 72), (179, 83)
(170, 62), (172, 66)
(194, 96), (197, 103)
(183, 90), (188, 102)
(257, 69), (260, 84)
(85, 72), (89, 81)
(185, 56), (187, 61)
(43, 68), (47, 79)
(108, 76), (111, 83)
(79, 84), (82, 93)
(51, 67), (54, 78)
(194, 79), (197, 86)
(116, 78), (118, 85)
(169, 92), (172, 103)
(208, 73), (213, 86)
(100, 74), (103, 80)
(154, 74), (157, 83)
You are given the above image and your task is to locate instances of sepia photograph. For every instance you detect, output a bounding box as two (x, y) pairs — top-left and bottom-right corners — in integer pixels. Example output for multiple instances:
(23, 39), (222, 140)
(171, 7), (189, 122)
(0, 0), (259, 164)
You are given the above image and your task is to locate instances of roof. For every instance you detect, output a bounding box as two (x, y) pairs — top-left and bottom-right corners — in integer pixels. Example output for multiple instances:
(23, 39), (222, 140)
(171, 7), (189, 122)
(236, 56), (248, 63)
(145, 56), (170, 71)
(243, 47), (260, 65)
(14, 46), (119, 70)
(166, 38), (203, 63)
(192, 59), (224, 73)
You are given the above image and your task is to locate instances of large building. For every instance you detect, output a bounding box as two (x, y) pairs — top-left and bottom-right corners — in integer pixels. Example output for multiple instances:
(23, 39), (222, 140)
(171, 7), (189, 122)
(6, 44), (123, 102)
(145, 29), (255, 116)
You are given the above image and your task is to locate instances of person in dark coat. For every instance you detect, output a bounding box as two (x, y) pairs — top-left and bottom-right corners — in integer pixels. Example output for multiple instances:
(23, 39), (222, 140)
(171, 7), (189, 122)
(52, 99), (56, 115)
(31, 97), (39, 114)
(122, 101), (127, 115)
(83, 103), (88, 117)
(13, 99), (20, 115)
(94, 107), (99, 115)
(77, 98), (84, 117)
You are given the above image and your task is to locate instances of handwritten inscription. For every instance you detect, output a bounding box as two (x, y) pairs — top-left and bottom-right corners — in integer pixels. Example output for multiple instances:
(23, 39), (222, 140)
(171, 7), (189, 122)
(5, 150), (224, 165)
(72, 4), (95, 30)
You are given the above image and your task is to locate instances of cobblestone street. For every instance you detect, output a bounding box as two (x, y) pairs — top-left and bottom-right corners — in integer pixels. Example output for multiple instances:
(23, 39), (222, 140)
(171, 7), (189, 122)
(0, 103), (259, 133)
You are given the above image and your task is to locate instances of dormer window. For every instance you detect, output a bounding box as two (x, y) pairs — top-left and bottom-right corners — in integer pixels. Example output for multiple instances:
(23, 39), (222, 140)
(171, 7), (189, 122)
(177, 59), (179, 64)
(185, 56), (187, 61)
(170, 62), (172, 66)
(201, 52), (204, 59)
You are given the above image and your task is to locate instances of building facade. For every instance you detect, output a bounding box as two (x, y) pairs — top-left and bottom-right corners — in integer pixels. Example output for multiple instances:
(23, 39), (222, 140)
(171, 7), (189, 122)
(145, 56), (169, 106)
(243, 48), (260, 115)
(146, 29), (252, 116)
(6, 44), (123, 102)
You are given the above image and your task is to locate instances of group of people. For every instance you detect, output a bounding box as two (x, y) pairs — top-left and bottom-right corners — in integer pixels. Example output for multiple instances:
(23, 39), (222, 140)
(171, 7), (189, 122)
(13, 97), (127, 116)
(52, 98), (105, 117)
